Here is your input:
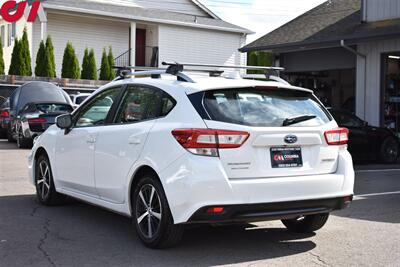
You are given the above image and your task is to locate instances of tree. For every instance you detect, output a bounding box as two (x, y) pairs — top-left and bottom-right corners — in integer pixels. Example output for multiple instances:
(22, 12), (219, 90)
(108, 46), (116, 79)
(99, 48), (110, 80)
(21, 27), (32, 76)
(61, 42), (80, 79)
(80, 48), (90, 79)
(35, 40), (46, 77)
(247, 52), (258, 74)
(0, 39), (4, 75)
(45, 35), (56, 78)
(9, 39), (25, 76)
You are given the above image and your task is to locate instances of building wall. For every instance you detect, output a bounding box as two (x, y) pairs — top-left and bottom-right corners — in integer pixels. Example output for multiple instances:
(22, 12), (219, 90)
(364, 0), (400, 22)
(32, 12), (130, 77)
(0, 18), (33, 74)
(282, 48), (356, 72)
(158, 24), (246, 71)
(88, 0), (210, 17)
(356, 37), (400, 126)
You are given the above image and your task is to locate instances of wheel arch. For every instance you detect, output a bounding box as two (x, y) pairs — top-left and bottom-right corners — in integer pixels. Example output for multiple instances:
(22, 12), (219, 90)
(128, 165), (162, 215)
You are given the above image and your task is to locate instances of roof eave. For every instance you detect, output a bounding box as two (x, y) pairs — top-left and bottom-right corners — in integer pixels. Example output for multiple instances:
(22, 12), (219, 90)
(43, 3), (252, 34)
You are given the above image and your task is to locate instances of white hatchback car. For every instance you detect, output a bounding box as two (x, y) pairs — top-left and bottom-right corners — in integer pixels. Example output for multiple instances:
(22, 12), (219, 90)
(29, 64), (355, 248)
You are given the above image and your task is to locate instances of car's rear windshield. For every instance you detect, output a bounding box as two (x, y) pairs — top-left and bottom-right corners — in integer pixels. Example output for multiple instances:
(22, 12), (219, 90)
(199, 87), (332, 127)
(36, 103), (73, 113)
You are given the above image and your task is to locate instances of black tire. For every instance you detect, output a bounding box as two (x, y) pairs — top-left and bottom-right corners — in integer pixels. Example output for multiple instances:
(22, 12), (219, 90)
(379, 137), (399, 164)
(7, 128), (14, 143)
(132, 174), (184, 249)
(0, 130), (6, 139)
(282, 213), (329, 233)
(35, 154), (65, 206)
(17, 129), (32, 149)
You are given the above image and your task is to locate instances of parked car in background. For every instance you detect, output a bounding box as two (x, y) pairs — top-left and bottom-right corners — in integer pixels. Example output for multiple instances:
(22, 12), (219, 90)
(8, 82), (73, 148)
(70, 93), (91, 109)
(16, 102), (73, 148)
(0, 98), (10, 139)
(329, 109), (399, 163)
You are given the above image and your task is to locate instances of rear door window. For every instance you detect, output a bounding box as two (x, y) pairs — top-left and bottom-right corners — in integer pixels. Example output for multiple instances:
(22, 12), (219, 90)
(201, 88), (332, 127)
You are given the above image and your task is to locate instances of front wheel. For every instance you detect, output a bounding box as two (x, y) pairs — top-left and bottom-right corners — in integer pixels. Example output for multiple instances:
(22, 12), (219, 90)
(35, 154), (65, 205)
(379, 137), (399, 164)
(282, 213), (329, 233)
(132, 175), (184, 249)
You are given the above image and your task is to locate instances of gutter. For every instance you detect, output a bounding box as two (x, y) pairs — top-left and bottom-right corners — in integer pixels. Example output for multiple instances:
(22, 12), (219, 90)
(43, 4), (253, 34)
(340, 40), (367, 120)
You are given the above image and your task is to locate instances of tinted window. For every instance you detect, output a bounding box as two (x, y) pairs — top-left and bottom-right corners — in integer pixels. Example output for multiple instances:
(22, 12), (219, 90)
(331, 110), (363, 128)
(202, 88), (331, 127)
(75, 96), (89, 105)
(75, 88), (120, 127)
(36, 104), (73, 113)
(115, 86), (163, 124)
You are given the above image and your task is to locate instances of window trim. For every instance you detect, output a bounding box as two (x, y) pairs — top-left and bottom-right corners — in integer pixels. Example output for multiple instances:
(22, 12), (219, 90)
(71, 85), (126, 129)
(111, 83), (177, 126)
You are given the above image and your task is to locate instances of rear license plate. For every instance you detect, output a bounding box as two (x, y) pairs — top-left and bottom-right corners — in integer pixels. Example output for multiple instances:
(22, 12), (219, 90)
(271, 147), (303, 168)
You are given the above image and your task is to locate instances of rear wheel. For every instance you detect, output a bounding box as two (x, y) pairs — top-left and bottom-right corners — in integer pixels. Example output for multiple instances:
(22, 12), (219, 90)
(282, 213), (329, 233)
(35, 154), (65, 205)
(132, 174), (184, 249)
(17, 129), (32, 149)
(379, 137), (399, 164)
(7, 127), (14, 143)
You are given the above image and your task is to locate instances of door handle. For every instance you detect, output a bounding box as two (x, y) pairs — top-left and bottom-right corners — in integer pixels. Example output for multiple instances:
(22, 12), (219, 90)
(86, 135), (96, 144)
(128, 136), (141, 145)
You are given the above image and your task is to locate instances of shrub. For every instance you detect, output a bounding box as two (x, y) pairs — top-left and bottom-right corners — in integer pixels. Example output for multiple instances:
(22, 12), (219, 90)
(9, 39), (25, 75)
(0, 40), (4, 75)
(108, 47), (116, 79)
(35, 40), (46, 77)
(88, 49), (97, 80)
(61, 42), (80, 79)
(99, 48), (110, 80)
(80, 48), (90, 79)
(45, 35), (56, 78)
(21, 27), (32, 76)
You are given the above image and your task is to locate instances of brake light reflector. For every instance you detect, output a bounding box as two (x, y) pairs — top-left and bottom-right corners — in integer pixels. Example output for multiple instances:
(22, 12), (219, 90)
(28, 118), (47, 124)
(171, 129), (249, 157)
(206, 207), (225, 213)
(324, 128), (349, 145)
(0, 111), (9, 117)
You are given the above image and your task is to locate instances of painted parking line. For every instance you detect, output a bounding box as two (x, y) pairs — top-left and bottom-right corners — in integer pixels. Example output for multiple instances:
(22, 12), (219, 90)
(356, 169), (400, 173)
(354, 191), (400, 200)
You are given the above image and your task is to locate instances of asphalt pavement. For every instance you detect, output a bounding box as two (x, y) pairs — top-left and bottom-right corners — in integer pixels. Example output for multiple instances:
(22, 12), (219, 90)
(0, 139), (399, 267)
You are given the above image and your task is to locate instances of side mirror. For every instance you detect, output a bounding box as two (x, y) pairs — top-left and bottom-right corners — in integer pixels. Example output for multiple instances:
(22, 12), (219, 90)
(56, 114), (73, 129)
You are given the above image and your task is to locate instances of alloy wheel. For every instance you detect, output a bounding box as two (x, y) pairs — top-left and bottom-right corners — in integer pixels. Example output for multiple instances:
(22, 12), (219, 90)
(136, 184), (162, 239)
(36, 160), (51, 200)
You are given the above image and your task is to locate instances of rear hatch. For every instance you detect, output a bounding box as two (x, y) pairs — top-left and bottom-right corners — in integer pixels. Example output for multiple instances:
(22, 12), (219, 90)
(189, 86), (342, 179)
(28, 103), (72, 132)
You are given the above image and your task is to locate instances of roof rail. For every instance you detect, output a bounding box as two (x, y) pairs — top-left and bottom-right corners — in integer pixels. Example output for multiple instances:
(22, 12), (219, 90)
(161, 62), (284, 72)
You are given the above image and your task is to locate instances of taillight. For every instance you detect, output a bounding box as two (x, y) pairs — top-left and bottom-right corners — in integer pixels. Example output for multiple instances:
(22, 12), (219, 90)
(171, 129), (249, 157)
(0, 111), (9, 117)
(324, 128), (349, 145)
(28, 118), (47, 124)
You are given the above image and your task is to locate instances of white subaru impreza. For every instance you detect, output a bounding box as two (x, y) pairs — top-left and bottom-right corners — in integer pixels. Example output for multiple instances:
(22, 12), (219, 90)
(28, 65), (354, 248)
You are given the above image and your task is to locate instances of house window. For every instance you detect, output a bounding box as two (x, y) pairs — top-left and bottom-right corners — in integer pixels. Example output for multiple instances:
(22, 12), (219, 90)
(0, 26), (5, 47)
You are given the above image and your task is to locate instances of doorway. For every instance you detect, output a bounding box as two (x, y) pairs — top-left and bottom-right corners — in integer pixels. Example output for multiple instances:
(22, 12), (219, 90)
(136, 29), (146, 67)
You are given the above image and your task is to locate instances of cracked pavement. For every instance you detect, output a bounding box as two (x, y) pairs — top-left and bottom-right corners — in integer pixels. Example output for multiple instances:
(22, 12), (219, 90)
(0, 140), (400, 266)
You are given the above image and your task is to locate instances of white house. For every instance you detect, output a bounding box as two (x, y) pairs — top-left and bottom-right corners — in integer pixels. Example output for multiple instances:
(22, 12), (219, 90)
(0, 0), (251, 76)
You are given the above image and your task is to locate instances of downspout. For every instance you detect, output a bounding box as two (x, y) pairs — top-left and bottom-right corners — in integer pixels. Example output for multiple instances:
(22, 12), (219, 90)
(340, 40), (367, 120)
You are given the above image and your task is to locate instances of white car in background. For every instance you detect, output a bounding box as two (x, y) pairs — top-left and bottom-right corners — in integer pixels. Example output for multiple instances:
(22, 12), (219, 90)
(69, 93), (92, 109)
(28, 64), (355, 249)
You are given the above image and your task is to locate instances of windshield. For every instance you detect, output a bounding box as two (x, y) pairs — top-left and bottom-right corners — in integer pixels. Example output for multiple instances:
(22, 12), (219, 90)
(76, 96), (89, 105)
(202, 88), (332, 127)
(36, 103), (73, 113)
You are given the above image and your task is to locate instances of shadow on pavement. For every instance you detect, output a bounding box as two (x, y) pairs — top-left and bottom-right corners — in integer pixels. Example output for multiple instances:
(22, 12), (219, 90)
(0, 194), (316, 267)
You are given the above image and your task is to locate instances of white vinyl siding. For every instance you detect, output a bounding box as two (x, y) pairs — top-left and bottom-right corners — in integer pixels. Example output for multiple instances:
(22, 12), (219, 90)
(356, 38), (400, 126)
(158, 24), (246, 71)
(364, 0), (400, 22)
(32, 12), (130, 77)
(87, 0), (210, 17)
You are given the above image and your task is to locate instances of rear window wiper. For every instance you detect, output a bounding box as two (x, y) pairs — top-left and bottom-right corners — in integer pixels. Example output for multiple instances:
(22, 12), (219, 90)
(282, 115), (317, 127)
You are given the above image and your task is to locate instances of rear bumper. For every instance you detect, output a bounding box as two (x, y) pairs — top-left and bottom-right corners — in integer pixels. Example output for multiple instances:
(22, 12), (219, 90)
(187, 196), (353, 224)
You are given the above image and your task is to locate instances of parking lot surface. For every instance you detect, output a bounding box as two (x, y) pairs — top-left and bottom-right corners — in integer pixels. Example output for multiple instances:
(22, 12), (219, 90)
(0, 140), (399, 267)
